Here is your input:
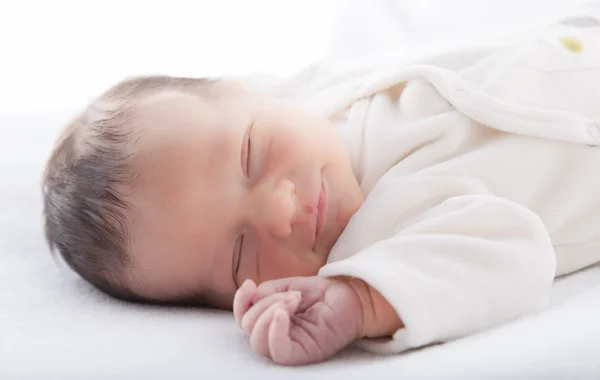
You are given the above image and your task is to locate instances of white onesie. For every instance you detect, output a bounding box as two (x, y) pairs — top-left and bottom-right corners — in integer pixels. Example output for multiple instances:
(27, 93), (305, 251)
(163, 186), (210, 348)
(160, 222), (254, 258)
(245, 18), (600, 354)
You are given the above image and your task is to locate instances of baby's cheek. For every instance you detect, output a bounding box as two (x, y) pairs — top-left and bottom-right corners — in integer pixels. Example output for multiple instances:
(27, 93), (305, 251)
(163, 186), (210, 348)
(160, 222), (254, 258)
(255, 249), (284, 284)
(262, 248), (321, 283)
(249, 245), (293, 284)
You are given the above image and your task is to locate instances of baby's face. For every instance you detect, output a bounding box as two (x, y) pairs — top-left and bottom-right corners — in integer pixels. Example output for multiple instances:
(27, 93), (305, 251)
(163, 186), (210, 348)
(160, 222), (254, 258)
(128, 86), (363, 308)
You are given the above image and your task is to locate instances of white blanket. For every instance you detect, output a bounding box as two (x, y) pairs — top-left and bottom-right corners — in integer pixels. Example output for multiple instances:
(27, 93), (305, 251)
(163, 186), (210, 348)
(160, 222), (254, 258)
(2, 1), (600, 378)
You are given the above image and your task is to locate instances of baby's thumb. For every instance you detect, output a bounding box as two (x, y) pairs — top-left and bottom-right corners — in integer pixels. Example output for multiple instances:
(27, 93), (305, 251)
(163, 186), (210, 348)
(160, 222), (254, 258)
(233, 279), (257, 327)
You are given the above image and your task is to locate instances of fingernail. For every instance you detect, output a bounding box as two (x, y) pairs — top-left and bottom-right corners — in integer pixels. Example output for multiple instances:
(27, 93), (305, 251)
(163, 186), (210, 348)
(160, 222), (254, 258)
(290, 291), (301, 299)
(283, 293), (300, 305)
(241, 315), (249, 331)
(242, 279), (254, 289)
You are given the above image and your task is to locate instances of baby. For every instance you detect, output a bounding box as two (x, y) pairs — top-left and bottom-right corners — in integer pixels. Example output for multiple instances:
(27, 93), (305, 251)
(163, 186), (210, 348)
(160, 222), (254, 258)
(43, 21), (600, 366)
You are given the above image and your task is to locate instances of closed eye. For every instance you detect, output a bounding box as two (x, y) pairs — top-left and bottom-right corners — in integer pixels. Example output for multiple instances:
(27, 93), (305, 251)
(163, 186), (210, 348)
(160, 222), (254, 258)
(232, 234), (244, 287)
(236, 234), (244, 276)
(241, 123), (254, 177)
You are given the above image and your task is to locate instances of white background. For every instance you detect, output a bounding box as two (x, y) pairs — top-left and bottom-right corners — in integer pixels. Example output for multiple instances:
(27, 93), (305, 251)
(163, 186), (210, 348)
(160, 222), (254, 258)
(0, 0), (335, 113)
(1, 0), (596, 114)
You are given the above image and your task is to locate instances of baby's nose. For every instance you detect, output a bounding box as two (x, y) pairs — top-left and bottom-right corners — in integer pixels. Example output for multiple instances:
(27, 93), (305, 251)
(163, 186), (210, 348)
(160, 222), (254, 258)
(263, 179), (298, 237)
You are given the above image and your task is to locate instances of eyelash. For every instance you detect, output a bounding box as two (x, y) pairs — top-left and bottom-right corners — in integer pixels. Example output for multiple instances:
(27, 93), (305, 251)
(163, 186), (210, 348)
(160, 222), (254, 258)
(235, 234), (244, 278)
(242, 123), (254, 177)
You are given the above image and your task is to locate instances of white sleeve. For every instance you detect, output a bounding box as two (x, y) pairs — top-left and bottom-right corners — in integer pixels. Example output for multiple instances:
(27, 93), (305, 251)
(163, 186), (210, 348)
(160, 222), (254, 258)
(318, 182), (556, 354)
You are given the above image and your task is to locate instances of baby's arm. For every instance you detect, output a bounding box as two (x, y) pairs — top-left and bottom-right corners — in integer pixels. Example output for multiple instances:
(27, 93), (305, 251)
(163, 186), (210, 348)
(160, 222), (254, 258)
(342, 276), (404, 338)
(233, 276), (402, 366)
(319, 175), (557, 354)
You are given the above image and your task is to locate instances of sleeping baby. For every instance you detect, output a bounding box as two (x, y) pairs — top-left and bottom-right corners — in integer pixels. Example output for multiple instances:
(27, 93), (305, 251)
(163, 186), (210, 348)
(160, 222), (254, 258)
(43, 20), (600, 365)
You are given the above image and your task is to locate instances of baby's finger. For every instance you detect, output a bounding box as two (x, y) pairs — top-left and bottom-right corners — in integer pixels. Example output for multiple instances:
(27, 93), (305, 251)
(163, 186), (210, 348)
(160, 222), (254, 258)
(241, 291), (299, 335)
(252, 277), (303, 304)
(268, 309), (294, 364)
(269, 313), (321, 366)
(233, 279), (257, 328)
(250, 293), (301, 358)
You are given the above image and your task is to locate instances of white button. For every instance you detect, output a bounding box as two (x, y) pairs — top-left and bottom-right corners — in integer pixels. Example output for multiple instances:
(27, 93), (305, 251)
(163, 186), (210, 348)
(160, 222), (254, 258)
(587, 123), (600, 139)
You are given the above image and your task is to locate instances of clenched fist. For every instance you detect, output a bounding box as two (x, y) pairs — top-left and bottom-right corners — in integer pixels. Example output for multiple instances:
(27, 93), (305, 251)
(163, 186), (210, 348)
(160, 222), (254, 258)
(233, 276), (365, 366)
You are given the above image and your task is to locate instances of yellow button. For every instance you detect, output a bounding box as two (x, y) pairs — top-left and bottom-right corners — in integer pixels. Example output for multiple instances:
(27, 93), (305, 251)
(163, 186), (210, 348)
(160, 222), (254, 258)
(560, 36), (584, 53)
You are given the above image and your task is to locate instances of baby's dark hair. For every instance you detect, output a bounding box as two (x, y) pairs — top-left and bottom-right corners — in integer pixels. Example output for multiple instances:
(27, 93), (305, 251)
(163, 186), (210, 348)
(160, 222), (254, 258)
(43, 75), (219, 303)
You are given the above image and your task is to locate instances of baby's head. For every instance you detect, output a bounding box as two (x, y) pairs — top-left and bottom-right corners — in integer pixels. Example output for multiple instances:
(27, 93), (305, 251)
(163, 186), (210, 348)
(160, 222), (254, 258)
(43, 76), (363, 308)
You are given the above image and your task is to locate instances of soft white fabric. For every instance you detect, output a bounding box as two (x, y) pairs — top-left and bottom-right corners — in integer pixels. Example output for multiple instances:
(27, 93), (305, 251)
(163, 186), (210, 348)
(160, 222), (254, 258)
(249, 18), (600, 354)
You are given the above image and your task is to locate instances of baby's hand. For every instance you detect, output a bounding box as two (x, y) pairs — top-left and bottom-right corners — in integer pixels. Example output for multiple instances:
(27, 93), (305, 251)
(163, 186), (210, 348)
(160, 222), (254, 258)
(233, 276), (364, 366)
